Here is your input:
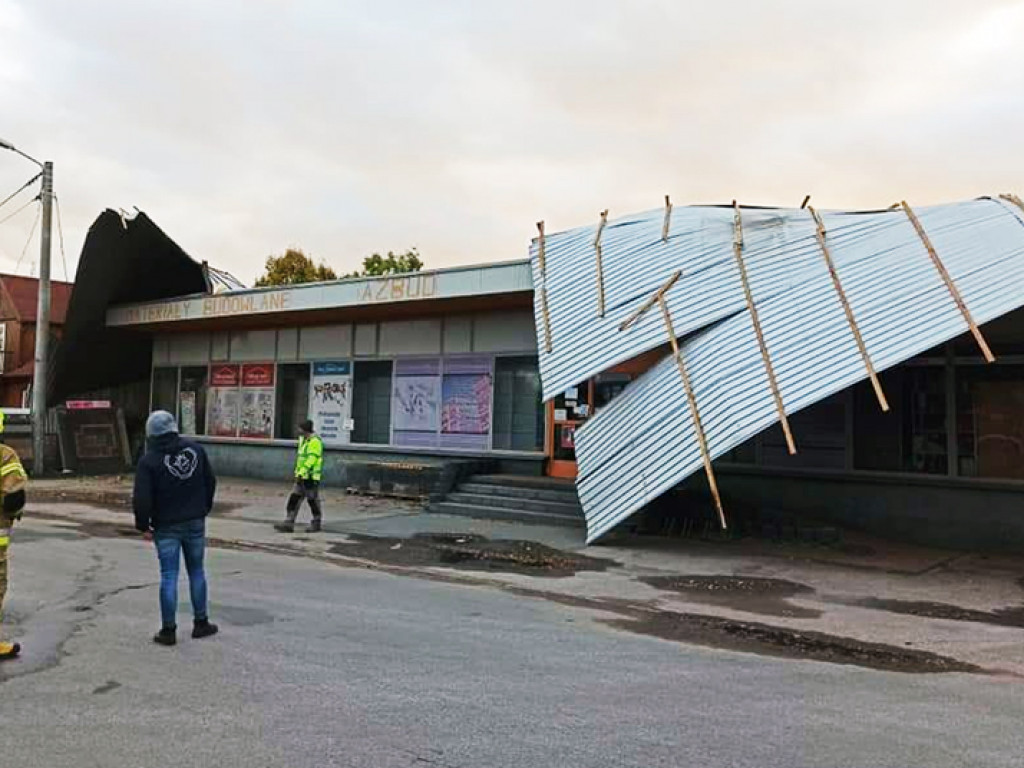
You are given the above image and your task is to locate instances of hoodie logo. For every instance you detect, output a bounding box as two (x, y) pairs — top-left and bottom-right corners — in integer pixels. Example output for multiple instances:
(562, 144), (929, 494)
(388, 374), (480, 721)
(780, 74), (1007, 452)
(164, 448), (198, 480)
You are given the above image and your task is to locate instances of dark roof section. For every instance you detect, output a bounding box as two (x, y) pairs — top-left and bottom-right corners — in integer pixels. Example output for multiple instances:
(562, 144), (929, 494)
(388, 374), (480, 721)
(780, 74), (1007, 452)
(49, 210), (209, 405)
(0, 274), (74, 323)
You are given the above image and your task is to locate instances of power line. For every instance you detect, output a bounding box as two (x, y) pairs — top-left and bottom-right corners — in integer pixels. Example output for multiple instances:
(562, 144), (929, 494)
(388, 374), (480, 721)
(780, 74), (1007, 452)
(54, 195), (69, 281)
(0, 172), (41, 214)
(14, 201), (41, 274)
(0, 196), (38, 227)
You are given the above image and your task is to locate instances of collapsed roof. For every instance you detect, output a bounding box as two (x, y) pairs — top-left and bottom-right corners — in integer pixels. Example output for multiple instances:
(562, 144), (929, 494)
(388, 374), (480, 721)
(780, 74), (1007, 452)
(49, 210), (209, 404)
(531, 195), (1024, 543)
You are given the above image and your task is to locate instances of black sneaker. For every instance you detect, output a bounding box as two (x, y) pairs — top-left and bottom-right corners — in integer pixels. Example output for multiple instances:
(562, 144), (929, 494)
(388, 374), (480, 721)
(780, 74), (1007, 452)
(273, 522), (294, 533)
(192, 620), (219, 640)
(306, 519), (322, 533)
(0, 641), (21, 661)
(153, 627), (177, 646)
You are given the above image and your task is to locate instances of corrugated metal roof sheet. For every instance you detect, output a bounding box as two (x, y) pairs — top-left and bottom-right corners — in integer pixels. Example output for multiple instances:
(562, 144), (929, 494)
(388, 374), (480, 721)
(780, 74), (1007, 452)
(532, 196), (1024, 543)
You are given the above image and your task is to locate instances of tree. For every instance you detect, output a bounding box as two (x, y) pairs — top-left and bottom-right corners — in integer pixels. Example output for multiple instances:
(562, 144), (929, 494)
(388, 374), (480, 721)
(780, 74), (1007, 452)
(254, 248), (337, 287)
(347, 249), (424, 278)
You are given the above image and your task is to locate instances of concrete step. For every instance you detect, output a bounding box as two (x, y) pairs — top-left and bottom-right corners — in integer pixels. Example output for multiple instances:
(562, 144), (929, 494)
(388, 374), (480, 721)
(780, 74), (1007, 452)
(459, 482), (581, 506)
(447, 492), (583, 519)
(428, 501), (586, 529)
(469, 474), (578, 491)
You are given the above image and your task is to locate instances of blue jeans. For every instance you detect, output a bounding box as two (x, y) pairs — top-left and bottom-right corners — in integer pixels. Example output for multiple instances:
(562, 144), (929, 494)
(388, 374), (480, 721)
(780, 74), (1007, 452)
(153, 519), (208, 628)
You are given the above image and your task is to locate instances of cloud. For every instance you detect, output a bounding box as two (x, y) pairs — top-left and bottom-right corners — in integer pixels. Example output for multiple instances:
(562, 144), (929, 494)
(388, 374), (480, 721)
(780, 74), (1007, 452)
(1, 0), (1022, 284)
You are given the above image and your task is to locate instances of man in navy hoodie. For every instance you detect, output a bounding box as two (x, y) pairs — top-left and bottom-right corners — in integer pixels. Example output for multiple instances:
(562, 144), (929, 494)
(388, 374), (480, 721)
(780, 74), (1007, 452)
(134, 411), (219, 646)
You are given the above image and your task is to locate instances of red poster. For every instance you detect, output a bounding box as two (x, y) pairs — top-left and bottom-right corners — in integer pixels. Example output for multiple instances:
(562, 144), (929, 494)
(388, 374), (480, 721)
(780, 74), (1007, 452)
(210, 364), (240, 388)
(241, 363), (276, 388)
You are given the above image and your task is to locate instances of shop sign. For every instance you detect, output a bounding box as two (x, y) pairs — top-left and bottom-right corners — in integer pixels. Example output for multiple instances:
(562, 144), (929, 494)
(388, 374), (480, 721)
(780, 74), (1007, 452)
(210, 364), (241, 388)
(66, 400), (112, 410)
(357, 273), (438, 304)
(241, 363), (276, 388)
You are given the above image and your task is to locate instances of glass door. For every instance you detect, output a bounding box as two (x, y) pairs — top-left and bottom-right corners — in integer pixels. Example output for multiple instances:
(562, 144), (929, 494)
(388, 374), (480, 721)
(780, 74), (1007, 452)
(547, 381), (593, 478)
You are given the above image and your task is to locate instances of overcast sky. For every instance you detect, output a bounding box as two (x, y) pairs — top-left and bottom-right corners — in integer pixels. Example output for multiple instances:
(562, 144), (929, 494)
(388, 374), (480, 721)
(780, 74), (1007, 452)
(2, 0), (1023, 284)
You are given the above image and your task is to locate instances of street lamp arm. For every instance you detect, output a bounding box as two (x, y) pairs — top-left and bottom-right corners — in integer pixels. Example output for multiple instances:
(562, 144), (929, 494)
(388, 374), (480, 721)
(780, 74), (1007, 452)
(0, 138), (44, 168)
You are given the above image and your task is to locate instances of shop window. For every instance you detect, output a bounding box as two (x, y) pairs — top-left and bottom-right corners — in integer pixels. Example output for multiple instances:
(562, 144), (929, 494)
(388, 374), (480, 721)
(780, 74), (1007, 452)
(955, 364), (1024, 479)
(152, 367), (178, 416)
(903, 365), (948, 475)
(441, 356), (492, 451)
(178, 367), (208, 435)
(761, 392), (848, 469)
(352, 360), (393, 445)
(594, 373), (631, 414)
(275, 364), (311, 440)
(392, 358), (441, 448)
(493, 357), (543, 451)
(852, 368), (903, 472)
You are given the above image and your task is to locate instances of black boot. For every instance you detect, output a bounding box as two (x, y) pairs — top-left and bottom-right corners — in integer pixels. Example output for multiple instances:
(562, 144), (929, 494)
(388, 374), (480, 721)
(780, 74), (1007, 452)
(306, 499), (323, 533)
(192, 619), (219, 639)
(153, 626), (177, 646)
(274, 521), (295, 533)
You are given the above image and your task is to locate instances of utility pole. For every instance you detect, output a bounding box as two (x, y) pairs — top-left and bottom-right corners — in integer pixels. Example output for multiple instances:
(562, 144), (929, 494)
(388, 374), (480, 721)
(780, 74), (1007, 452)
(32, 161), (53, 476)
(0, 138), (52, 476)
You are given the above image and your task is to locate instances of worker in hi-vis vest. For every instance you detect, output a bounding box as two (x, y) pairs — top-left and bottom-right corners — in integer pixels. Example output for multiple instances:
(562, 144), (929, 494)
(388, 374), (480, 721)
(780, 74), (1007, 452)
(275, 419), (324, 533)
(0, 410), (29, 661)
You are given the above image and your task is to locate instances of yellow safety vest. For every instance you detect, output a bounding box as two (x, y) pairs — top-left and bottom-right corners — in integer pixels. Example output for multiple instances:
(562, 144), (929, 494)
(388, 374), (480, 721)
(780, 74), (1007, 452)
(294, 435), (324, 481)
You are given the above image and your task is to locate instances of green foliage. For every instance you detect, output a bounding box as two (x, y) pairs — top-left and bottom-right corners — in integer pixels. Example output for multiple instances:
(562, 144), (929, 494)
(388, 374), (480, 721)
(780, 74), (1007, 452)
(254, 248), (337, 287)
(347, 249), (423, 277)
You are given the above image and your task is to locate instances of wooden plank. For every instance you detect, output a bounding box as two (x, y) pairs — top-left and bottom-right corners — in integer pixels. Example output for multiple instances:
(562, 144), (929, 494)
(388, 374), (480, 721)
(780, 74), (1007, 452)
(1000, 193), (1024, 216)
(594, 210), (608, 317)
(662, 195), (673, 242)
(618, 270), (682, 332)
(901, 201), (995, 363)
(536, 220), (546, 276)
(732, 201), (797, 455)
(536, 221), (552, 352)
(658, 295), (727, 530)
(809, 206), (889, 411)
(540, 287), (553, 352)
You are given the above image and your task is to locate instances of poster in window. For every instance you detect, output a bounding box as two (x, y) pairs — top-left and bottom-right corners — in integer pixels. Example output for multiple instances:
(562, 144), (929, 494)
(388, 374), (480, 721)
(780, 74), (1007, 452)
(441, 356), (492, 450)
(207, 364), (240, 437)
(180, 391), (197, 435)
(393, 376), (440, 433)
(239, 364), (276, 439)
(310, 361), (352, 446)
(392, 358), (441, 447)
(208, 388), (240, 437)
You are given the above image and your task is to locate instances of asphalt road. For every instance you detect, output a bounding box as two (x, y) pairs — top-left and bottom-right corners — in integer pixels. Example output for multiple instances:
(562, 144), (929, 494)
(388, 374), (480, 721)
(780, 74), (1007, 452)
(2, 519), (1022, 767)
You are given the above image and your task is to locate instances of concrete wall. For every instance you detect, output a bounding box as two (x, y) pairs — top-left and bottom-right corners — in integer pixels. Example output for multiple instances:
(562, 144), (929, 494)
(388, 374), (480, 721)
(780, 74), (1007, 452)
(158, 309), (537, 366)
(708, 465), (1024, 554)
(200, 440), (544, 493)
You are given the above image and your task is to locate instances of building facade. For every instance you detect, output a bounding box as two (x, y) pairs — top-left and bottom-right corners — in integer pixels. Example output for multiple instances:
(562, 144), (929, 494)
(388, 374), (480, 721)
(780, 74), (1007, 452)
(0, 274), (73, 408)
(103, 259), (1024, 550)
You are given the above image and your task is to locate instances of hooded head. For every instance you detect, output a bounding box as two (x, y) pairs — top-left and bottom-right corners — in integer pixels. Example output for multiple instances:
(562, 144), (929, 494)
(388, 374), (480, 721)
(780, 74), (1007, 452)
(146, 411), (179, 450)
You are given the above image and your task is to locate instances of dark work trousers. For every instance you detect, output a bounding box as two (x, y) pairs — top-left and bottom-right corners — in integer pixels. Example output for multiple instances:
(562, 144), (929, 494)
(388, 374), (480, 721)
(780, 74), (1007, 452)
(285, 479), (322, 523)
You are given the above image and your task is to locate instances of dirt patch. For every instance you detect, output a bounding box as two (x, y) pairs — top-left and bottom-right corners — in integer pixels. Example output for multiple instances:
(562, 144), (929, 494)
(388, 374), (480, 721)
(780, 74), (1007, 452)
(605, 611), (984, 674)
(641, 575), (820, 619)
(330, 532), (614, 578)
(853, 598), (1024, 629)
(31, 488), (240, 514)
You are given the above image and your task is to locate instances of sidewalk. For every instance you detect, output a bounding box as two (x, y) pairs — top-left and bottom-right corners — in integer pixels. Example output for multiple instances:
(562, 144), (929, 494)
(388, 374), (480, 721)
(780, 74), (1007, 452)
(24, 475), (1024, 676)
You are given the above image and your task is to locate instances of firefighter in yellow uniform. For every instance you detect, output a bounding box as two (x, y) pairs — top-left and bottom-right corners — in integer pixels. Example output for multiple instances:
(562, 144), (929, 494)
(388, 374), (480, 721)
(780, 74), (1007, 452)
(0, 410), (29, 661)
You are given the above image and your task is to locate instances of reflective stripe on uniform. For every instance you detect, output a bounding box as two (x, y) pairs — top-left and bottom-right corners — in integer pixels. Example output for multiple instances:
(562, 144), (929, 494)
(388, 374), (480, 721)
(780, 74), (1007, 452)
(0, 463), (25, 476)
